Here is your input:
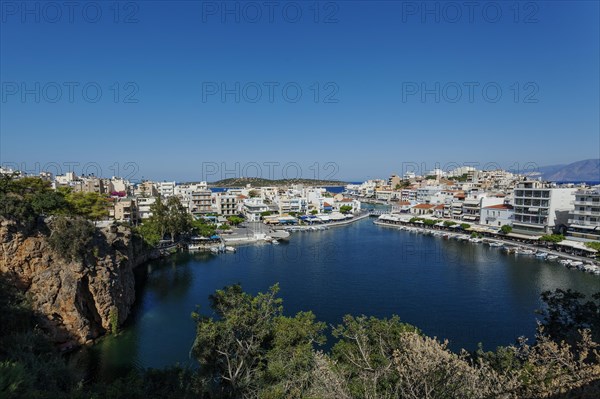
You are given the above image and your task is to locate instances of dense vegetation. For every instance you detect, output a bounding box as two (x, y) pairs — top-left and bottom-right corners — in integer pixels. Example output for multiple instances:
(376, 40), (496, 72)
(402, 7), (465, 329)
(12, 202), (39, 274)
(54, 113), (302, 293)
(2, 176), (599, 397)
(0, 175), (110, 230)
(1, 277), (599, 398)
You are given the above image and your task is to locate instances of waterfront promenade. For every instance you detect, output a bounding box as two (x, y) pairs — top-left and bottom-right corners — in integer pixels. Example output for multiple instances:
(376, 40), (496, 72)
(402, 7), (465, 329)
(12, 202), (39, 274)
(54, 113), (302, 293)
(373, 219), (600, 269)
(221, 212), (370, 245)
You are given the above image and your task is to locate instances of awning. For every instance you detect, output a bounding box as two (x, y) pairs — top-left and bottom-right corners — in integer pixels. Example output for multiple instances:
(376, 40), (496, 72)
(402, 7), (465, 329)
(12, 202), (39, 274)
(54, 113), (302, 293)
(463, 216), (477, 221)
(568, 224), (598, 230)
(557, 240), (597, 252)
(507, 233), (541, 240)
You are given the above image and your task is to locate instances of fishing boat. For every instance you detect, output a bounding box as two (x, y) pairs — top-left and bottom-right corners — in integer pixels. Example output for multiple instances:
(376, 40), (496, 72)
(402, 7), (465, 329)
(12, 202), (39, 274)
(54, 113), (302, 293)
(535, 252), (548, 258)
(225, 246), (236, 253)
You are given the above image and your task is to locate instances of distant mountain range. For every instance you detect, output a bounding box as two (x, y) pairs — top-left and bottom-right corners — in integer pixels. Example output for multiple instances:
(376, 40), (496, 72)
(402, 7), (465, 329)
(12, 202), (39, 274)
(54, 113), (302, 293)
(527, 159), (600, 182)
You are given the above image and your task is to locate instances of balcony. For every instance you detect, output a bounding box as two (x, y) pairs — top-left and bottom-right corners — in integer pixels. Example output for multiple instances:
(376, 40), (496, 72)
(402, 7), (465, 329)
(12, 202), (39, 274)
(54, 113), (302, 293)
(572, 210), (600, 216)
(574, 199), (600, 206)
(568, 219), (598, 226)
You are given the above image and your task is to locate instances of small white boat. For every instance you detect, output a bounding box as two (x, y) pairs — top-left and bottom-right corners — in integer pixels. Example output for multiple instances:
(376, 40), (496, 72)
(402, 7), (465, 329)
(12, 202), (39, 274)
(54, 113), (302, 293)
(210, 247), (220, 254)
(489, 242), (503, 247)
(535, 252), (548, 258)
(559, 259), (572, 266)
(518, 249), (535, 255)
(570, 261), (584, 268)
(546, 255), (558, 260)
(225, 246), (236, 253)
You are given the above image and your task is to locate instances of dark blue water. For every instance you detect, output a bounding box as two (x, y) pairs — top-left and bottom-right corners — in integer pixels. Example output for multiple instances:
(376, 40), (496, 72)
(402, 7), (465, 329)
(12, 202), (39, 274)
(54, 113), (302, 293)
(86, 217), (599, 377)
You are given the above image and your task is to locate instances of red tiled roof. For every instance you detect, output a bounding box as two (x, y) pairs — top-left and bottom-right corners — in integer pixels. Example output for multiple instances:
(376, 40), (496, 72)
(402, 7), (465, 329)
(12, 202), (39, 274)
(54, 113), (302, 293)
(434, 204), (445, 209)
(484, 204), (513, 210)
(398, 201), (411, 205)
(324, 202), (331, 206)
(413, 203), (435, 209)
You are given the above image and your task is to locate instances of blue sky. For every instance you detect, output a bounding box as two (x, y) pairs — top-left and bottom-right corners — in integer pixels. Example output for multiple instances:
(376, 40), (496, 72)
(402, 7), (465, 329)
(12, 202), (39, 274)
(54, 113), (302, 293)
(1, 0), (598, 182)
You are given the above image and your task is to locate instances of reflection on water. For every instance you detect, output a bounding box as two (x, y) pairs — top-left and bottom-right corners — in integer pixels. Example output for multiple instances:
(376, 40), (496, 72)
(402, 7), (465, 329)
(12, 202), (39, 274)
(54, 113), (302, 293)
(85, 217), (599, 381)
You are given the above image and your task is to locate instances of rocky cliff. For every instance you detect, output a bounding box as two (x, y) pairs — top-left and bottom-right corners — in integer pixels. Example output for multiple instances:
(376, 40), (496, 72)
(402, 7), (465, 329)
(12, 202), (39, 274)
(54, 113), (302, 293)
(0, 218), (152, 346)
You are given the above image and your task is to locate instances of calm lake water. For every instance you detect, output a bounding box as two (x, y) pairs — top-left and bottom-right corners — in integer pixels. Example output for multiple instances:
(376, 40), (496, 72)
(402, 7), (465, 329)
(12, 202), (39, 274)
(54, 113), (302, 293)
(82, 215), (599, 379)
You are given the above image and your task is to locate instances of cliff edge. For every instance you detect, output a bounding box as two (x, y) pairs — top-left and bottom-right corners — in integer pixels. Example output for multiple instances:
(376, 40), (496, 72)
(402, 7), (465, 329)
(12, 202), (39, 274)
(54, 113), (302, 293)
(0, 218), (152, 346)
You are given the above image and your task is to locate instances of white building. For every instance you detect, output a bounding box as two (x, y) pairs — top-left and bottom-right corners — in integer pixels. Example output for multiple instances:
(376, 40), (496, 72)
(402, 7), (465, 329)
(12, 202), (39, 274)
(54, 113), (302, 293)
(136, 197), (156, 220)
(512, 181), (576, 236)
(277, 196), (308, 214)
(242, 198), (269, 221)
(480, 204), (514, 228)
(567, 187), (600, 241)
(416, 186), (443, 203)
(157, 181), (176, 198)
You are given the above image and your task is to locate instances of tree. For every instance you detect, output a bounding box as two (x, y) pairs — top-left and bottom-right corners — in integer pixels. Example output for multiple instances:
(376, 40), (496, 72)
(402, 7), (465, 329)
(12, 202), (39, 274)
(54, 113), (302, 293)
(191, 284), (326, 398)
(30, 190), (69, 216)
(536, 289), (600, 344)
(500, 225), (512, 234)
(191, 218), (217, 238)
(460, 223), (471, 230)
(47, 216), (96, 262)
(65, 191), (110, 222)
(339, 205), (353, 214)
(310, 210), (318, 215)
(248, 190), (260, 198)
(331, 315), (420, 398)
(166, 197), (191, 242)
(540, 234), (565, 243)
(443, 221), (456, 227)
(261, 211), (273, 217)
(227, 216), (244, 226)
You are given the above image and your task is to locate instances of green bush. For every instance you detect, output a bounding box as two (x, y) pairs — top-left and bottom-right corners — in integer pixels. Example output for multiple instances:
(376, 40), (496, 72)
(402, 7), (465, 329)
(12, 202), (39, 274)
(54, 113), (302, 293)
(47, 217), (96, 262)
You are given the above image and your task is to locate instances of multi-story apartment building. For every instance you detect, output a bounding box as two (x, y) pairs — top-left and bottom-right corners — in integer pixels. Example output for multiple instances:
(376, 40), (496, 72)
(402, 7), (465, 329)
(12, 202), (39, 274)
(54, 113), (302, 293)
(567, 187), (600, 241)
(112, 198), (137, 224)
(73, 177), (104, 194)
(416, 186), (443, 203)
(277, 196), (307, 214)
(135, 181), (159, 197)
(136, 197), (156, 220)
(157, 181), (176, 198)
(191, 189), (213, 215)
(512, 181), (576, 236)
(215, 193), (240, 216)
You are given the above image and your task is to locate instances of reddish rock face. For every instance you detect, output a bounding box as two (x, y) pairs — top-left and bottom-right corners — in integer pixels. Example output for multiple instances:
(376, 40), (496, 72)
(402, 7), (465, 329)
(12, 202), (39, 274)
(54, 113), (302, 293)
(0, 219), (151, 345)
